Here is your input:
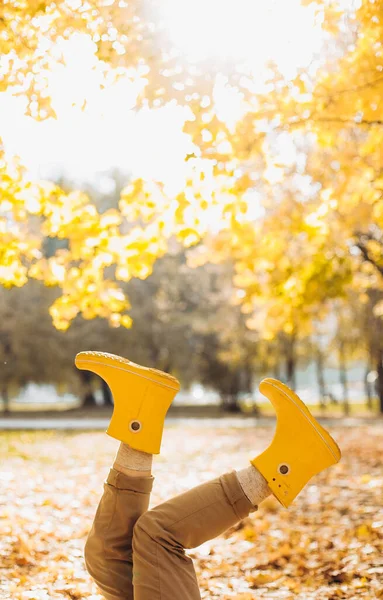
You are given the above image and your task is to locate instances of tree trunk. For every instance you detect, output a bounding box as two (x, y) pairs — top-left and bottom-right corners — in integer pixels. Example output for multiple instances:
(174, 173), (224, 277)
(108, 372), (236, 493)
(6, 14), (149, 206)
(339, 341), (349, 416)
(285, 336), (296, 390)
(82, 391), (97, 407)
(222, 394), (241, 413)
(101, 379), (113, 406)
(364, 363), (373, 411)
(243, 362), (258, 413)
(2, 386), (10, 415)
(221, 370), (242, 413)
(243, 362), (253, 396)
(273, 362), (282, 380)
(376, 351), (383, 414)
(315, 349), (327, 410)
(79, 370), (97, 407)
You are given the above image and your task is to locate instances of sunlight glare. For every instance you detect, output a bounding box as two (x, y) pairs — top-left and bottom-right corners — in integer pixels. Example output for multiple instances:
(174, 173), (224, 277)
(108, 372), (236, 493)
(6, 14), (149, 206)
(0, 0), (323, 192)
(158, 0), (323, 77)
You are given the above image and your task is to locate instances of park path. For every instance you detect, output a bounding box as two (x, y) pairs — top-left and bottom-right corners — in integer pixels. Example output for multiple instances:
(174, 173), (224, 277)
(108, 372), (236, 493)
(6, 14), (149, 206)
(0, 415), (380, 430)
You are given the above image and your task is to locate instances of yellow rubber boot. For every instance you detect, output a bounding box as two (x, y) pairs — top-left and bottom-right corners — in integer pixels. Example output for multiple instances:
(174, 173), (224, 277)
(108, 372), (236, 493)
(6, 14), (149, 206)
(251, 378), (341, 508)
(75, 351), (180, 454)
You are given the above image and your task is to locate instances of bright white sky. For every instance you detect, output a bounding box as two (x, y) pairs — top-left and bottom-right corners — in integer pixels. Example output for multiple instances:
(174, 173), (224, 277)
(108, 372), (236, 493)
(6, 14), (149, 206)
(0, 0), (323, 188)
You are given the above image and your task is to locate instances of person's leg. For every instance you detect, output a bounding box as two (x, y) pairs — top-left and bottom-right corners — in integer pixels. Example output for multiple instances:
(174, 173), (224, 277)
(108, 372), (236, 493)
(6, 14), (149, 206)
(132, 378), (342, 600)
(78, 353), (341, 600)
(76, 351), (181, 600)
(84, 445), (154, 600)
(132, 467), (269, 600)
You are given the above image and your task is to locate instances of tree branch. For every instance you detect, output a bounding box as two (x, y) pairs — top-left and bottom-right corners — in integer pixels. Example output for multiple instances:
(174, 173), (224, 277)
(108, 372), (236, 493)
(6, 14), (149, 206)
(356, 239), (383, 277)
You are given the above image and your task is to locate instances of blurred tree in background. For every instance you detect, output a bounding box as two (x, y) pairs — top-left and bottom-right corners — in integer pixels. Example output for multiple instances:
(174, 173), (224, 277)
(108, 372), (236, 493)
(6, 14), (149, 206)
(1, 0), (383, 412)
(0, 253), (267, 411)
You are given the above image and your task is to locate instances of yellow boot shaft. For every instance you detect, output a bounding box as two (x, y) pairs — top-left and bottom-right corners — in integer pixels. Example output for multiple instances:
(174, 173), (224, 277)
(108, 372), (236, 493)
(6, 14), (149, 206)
(75, 351), (180, 454)
(252, 378), (341, 508)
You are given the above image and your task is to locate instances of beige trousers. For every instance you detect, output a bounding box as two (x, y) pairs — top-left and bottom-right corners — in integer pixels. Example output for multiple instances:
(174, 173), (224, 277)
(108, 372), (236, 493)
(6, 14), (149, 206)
(85, 468), (257, 600)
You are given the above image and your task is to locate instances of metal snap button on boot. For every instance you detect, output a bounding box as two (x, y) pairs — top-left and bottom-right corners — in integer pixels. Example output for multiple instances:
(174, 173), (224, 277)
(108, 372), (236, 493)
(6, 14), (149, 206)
(129, 420), (142, 433)
(278, 464), (290, 475)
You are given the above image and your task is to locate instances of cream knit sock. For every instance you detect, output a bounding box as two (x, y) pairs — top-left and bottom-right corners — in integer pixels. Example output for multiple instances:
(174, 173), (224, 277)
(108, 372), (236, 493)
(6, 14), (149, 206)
(235, 464), (271, 508)
(113, 442), (153, 473)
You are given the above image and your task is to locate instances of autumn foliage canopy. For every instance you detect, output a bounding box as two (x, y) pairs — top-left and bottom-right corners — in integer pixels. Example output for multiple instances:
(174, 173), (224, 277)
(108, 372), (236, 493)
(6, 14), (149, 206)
(0, 0), (382, 346)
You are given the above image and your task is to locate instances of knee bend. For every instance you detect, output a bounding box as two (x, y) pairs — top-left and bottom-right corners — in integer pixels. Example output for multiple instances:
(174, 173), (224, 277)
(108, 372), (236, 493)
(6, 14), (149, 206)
(84, 531), (109, 587)
(133, 510), (171, 552)
(133, 510), (186, 558)
(133, 511), (157, 548)
(84, 535), (121, 600)
(84, 533), (100, 581)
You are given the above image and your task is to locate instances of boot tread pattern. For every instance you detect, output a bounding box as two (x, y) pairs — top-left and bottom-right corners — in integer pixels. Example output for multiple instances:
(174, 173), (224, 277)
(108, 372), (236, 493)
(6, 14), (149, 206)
(261, 378), (341, 462)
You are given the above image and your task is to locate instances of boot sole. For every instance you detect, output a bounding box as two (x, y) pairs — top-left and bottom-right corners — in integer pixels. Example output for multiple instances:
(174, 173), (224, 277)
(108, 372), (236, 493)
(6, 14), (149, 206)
(75, 351), (181, 392)
(260, 378), (341, 463)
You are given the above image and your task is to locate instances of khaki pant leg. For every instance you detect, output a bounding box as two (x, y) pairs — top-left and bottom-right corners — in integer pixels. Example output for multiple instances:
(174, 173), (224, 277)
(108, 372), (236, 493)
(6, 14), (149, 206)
(85, 468), (154, 600)
(132, 471), (255, 600)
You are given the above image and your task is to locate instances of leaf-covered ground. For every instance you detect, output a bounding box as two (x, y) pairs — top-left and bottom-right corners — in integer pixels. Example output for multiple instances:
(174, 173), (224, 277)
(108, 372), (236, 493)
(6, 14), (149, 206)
(1, 423), (382, 600)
